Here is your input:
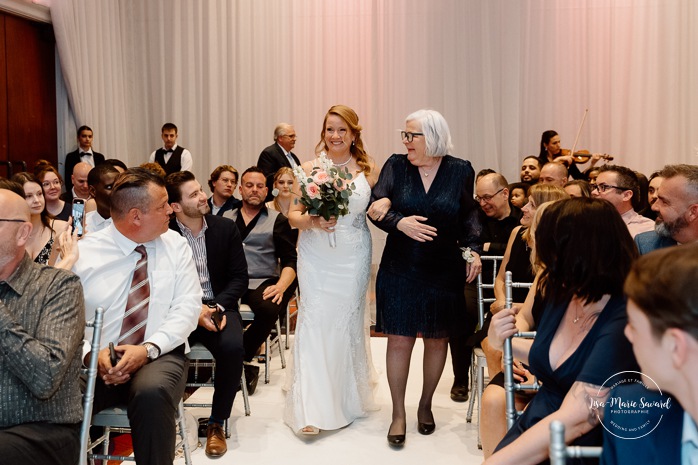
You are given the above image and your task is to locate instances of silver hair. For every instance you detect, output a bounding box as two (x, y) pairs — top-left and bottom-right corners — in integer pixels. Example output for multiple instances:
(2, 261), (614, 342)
(405, 109), (453, 158)
(274, 123), (293, 141)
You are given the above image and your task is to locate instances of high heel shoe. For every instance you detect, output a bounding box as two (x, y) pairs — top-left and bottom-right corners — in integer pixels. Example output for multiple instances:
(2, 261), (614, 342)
(387, 422), (406, 448)
(417, 421), (436, 435)
(417, 409), (436, 435)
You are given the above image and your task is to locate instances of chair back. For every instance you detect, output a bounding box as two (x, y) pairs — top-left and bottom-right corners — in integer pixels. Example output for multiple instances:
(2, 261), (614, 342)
(79, 307), (104, 465)
(549, 420), (602, 464)
(502, 271), (537, 430)
(476, 256), (503, 329)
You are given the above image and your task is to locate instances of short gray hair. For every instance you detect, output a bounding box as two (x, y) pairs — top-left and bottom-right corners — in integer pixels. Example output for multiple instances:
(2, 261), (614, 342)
(274, 123), (293, 141)
(659, 164), (698, 200)
(405, 109), (453, 158)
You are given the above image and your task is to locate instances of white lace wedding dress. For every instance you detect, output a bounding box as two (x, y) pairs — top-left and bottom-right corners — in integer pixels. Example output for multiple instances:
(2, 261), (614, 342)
(284, 172), (378, 432)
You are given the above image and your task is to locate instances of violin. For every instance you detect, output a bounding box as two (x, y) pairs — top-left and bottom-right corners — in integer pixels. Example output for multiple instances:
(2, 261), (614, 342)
(561, 109), (614, 164)
(560, 149), (614, 164)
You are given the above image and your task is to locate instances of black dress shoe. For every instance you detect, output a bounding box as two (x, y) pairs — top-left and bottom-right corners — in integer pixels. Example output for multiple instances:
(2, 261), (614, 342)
(450, 384), (469, 402)
(244, 363), (260, 395)
(417, 422), (436, 435)
(387, 432), (406, 447)
(387, 422), (406, 448)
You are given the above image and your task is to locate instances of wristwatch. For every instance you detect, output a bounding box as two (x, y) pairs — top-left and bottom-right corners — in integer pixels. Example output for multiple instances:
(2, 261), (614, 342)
(142, 342), (160, 361)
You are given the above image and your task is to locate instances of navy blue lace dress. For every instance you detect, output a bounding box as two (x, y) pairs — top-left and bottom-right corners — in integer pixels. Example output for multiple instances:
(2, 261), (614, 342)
(370, 154), (482, 338)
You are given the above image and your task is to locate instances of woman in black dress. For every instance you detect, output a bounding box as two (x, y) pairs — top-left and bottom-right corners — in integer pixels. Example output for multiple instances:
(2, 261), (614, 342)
(485, 198), (639, 464)
(368, 109), (482, 447)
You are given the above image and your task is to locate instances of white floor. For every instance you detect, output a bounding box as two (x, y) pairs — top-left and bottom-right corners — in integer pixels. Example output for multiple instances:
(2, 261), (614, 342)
(178, 336), (485, 465)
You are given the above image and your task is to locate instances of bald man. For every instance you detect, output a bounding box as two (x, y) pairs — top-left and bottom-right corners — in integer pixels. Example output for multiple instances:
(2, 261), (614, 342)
(538, 162), (568, 188)
(0, 190), (85, 465)
(62, 161), (93, 202)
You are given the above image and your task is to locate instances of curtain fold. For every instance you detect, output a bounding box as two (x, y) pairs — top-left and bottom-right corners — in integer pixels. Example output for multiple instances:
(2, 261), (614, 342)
(46, 0), (698, 185)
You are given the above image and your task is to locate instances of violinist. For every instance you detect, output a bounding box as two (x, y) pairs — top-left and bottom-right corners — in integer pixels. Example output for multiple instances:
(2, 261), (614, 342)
(537, 130), (609, 181)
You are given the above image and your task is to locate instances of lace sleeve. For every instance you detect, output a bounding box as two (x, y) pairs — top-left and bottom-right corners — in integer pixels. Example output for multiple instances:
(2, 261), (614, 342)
(368, 154), (404, 233)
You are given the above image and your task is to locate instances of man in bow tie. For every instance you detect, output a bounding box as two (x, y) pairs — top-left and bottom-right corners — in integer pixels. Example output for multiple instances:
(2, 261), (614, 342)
(149, 122), (194, 176)
(64, 125), (105, 194)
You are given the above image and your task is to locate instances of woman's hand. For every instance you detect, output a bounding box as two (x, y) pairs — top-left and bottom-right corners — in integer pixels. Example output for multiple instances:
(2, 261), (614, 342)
(54, 218), (80, 270)
(487, 305), (520, 351)
(465, 251), (481, 283)
(397, 216), (437, 242)
(367, 197), (391, 221)
(311, 215), (337, 233)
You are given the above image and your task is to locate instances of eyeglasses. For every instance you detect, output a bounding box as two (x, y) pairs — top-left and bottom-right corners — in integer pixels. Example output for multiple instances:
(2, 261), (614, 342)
(283, 134), (297, 140)
(401, 131), (424, 143)
(41, 179), (62, 188)
(475, 188), (505, 203)
(590, 183), (629, 193)
(0, 218), (26, 223)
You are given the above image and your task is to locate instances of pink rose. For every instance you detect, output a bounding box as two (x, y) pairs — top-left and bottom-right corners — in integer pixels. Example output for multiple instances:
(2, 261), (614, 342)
(313, 171), (330, 184)
(333, 178), (347, 191)
(305, 182), (321, 199)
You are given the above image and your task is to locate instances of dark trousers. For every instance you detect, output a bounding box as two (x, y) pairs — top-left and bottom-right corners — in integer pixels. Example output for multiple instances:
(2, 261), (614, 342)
(188, 310), (244, 421)
(0, 422), (79, 465)
(92, 346), (188, 465)
(449, 281), (480, 386)
(241, 278), (297, 362)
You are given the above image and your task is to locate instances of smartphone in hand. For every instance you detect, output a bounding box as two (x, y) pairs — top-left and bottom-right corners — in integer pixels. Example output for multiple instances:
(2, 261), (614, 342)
(109, 342), (117, 367)
(211, 310), (224, 332)
(71, 199), (85, 237)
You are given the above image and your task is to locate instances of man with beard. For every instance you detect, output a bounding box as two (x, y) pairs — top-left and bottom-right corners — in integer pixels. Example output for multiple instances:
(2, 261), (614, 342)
(635, 164), (698, 254)
(167, 171), (248, 457)
(224, 167), (297, 394)
(520, 156), (541, 184)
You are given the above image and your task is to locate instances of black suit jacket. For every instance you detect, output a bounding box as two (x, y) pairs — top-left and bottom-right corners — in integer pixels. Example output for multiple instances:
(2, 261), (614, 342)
(169, 214), (248, 312)
(64, 150), (105, 193)
(257, 143), (300, 201)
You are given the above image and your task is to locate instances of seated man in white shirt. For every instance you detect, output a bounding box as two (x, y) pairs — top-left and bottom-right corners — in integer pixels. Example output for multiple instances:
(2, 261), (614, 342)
(84, 163), (120, 234)
(72, 168), (201, 465)
(592, 164), (655, 238)
(602, 243), (698, 464)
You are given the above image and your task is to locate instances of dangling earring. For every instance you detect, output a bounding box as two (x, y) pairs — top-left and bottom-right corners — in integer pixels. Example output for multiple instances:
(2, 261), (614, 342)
(352, 140), (355, 146)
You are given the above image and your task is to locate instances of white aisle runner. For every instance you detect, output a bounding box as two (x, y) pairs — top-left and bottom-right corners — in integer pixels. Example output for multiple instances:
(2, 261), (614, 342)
(180, 337), (485, 465)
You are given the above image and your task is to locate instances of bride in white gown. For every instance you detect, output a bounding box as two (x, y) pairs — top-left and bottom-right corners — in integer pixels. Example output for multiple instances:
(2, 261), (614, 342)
(286, 105), (381, 434)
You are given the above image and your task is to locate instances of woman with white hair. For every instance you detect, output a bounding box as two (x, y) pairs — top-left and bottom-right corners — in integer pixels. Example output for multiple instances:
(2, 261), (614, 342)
(368, 109), (483, 447)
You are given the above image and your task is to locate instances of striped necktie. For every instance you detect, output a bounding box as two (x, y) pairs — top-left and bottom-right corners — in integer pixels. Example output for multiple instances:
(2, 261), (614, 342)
(118, 245), (150, 345)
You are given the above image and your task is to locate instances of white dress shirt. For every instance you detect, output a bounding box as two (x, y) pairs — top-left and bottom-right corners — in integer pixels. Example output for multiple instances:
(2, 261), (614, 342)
(73, 224), (202, 356)
(80, 149), (96, 166)
(683, 412), (698, 465)
(148, 144), (193, 172)
(84, 210), (112, 235)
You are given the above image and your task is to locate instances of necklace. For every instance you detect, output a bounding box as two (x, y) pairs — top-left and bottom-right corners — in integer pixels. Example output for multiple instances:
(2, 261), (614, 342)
(332, 153), (353, 167)
(419, 158), (441, 177)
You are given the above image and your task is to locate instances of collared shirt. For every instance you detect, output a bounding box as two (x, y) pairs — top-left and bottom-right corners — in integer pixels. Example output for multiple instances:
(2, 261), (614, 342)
(80, 148), (95, 166)
(225, 206), (297, 288)
(683, 412), (698, 465)
(148, 144), (193, 172)
(278, 143), (298, 168)
(73, 223), (202, 356)
(175, 217), (214, 301)
(84, 210), (112, 235)
(0, 254), (85, 427)
(621, 209), (655, 238)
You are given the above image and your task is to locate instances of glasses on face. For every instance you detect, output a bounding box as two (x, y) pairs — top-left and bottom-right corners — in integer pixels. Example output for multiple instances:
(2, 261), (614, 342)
(0, 218), (26, 223)
(284, 134), (297, 140)
(401, 131), (424, 143)
(475, 188), (505, 203)
(41, 179), (62, 188)
(591, 183), (628, 193)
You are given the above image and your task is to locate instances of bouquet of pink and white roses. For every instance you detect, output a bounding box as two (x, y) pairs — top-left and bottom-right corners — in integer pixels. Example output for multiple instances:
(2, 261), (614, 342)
(293, 152), (357, 220)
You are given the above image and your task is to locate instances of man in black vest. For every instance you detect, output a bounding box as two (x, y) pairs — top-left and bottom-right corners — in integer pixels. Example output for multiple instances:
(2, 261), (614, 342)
(257, 123), (301, 201)
(64, 125), (105, 194)
(149, 123), (193, 175)
(166, 171), (248, 457)
(224, 167), (297, 392)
